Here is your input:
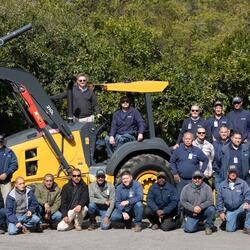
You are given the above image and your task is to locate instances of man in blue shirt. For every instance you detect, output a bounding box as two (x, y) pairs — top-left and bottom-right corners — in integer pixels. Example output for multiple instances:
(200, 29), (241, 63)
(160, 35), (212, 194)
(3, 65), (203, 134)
(206, 101), (228, 142)
(170, 132), (209, 197)
(145, 171), (178, 231)
(227, 97), (250, 143)
(105, 96), (146, 158)
(216, 165), (250, 234)
(111, 169), (144, 232)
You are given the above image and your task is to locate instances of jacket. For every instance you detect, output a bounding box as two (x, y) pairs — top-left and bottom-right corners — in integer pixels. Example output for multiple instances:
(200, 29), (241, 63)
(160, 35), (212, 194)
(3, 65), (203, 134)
(216, 178), (250, 212)
(215, 142), (250, 180)
(176, 117), (206, 144)
(34, 182), (61, 214)
(60, 179), (89, 217)
(170, 144), (209, 179)
(6, 187), (38, 224)
(115, 180), (143, 213)
(0, 146), (18, 184)
(180, 182), (213, 214)
(89, 181), (115, 217)
(110, 107), (145, 137)
(147, 182), (178, 215)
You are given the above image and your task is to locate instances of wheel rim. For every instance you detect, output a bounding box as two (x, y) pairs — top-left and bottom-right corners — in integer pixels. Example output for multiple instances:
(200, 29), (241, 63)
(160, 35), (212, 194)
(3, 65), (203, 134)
(136, 170), (157, 203)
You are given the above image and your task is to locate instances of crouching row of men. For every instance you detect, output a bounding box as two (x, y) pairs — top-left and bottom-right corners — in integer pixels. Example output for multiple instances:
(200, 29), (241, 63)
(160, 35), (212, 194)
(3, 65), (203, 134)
(0, 165), (249, 235)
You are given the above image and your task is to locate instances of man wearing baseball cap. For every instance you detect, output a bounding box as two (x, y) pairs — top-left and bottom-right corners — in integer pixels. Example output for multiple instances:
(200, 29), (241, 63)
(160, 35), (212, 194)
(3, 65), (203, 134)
(206, 101), (228, 142)
(145, 171), (178, 231)
(180, 170), (216, 235)
(216, 165), (250, 234)
(88, 169), (115, 230)
(227, 97), (250, 143)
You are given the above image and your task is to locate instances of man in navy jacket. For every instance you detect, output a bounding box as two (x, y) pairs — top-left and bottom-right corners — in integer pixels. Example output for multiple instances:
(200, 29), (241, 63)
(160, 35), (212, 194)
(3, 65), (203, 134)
(145, 171), (178, 231)
(216, 165), (250, 234)
(170, 132), (209, 197)
(111, 169), (143, 232)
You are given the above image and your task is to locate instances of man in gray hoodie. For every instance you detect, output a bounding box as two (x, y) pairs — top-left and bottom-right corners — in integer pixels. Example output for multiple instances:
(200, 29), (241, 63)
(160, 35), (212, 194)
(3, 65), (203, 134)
(180, 170), (216, 235)
(88, 169), (115, 230)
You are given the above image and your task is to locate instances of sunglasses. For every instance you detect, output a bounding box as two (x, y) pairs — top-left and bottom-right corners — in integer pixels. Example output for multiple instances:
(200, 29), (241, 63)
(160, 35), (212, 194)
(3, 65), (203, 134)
(122, 100), (129, 104)
(191, 110), (199, 112)
(72, 174), (81, 177)
(197, 132), (206, 134)
(233, 102), (241, 104)
(78, 79), (86, 82)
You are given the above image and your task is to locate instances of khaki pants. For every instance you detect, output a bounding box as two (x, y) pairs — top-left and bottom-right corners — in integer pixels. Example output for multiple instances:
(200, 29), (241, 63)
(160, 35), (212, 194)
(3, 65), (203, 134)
(77, 115), (95, 123)
(57, 206), (88, 231)
(0, 182), (11, 204)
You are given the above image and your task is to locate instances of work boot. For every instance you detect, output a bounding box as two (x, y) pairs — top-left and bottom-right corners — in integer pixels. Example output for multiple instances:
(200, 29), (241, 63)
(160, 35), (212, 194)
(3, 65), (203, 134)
(243, 228), (250, 235)
(88, 223), (96, 231)
(151, 224), (159, 230)
(0, 229), (5, 234)
(205, 227), (212, 235)
(74, 224), (82, 231)
(22, 226), (30, 234)
(134, 224), (142, 232)
(36, 224), (43, 233)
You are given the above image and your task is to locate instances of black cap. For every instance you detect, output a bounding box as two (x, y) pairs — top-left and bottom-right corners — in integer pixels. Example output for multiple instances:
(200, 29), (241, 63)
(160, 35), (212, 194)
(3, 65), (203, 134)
(228, 165), (238, 174)
(157, 171), (167, 179)
(232, 97), (242, 104)
(96, 169), (106, 177)
(214, 101), (223, 107)
(192, 170), (203, 178)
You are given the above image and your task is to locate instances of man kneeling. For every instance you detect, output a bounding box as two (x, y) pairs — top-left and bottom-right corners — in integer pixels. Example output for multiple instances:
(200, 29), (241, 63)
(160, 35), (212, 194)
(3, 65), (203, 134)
(111, 169), (144, 232)
(180, 171), (216, 235)
(57, 169), (89, 231)
(145, 171), (178, 231)
(6, 177), (42, 235)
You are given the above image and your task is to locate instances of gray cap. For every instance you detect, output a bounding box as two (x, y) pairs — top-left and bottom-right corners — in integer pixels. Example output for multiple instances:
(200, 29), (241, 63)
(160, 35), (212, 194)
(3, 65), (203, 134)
(192, 170), (203, 178)
(157, 171), (167, 179)
(96, 169), (106, 177)
(232, 97), (242, 104)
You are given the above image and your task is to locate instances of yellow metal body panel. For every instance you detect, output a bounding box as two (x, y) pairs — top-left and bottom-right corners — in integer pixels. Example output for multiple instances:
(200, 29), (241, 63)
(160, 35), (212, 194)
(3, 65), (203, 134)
(10, 130), (90, 187)
(103, 81), (168, 93)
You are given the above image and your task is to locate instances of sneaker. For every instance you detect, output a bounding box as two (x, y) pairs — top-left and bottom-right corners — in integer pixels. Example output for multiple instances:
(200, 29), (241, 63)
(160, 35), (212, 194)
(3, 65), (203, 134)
(75, 224), (82, 231)
(88, 223), (96, 231)
(151, 224), (159, 230)
(243, 228), (250, 235)
(134, 224), (142, 232)
(205, 228), (212, 235)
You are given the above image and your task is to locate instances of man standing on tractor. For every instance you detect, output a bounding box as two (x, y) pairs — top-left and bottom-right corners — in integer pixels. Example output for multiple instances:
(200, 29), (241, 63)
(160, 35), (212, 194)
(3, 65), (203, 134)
(105, 95), (146, 158)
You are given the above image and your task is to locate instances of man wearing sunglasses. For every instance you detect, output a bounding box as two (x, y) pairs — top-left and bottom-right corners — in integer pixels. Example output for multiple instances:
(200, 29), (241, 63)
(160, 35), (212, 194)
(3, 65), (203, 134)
(106, 96), (146, 158)
(227, 97), (250, 143)
(72, 73), (101, 123)
(88, 169), (115, 230)
(57, 169), (89, 231)
(180, 170), (216, 235)
(173, 105), (206, 150)
(34, 173), (62, 229)
(193, 126), (215, 180)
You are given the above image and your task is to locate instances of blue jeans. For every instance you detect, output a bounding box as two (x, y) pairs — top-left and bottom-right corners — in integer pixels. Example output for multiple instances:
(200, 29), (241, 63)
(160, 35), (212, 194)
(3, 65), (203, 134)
(37, 205), (62, 223)
(111, 201), (143, 225)
(184, 206), (216, 233)
(105, 133), (135, 158)
(226, 205), (250, 232)
(214, 174), (223, 191)
(0, 208), (6, 228)
(88, 202), (110, 230)
(8, 214), (40, 235)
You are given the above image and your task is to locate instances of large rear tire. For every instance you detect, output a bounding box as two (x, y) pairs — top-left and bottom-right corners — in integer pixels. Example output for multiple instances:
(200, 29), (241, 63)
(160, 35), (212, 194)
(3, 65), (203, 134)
(117, 154), (174, 202)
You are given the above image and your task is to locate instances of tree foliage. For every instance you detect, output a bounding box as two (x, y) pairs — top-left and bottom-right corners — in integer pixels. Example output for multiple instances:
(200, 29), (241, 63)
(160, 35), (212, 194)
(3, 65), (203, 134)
(0, 0), (249, 144)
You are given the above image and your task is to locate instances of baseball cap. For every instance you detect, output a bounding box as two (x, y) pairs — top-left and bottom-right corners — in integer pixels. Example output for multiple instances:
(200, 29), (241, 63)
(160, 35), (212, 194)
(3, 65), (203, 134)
(232, 97), (242, 104)
(96, 169), (106, 177)
(157, 171), (167, 179)
(192, 170), (203, 178)
(228, 165), (238, 174)
(214, 101), (223, 107)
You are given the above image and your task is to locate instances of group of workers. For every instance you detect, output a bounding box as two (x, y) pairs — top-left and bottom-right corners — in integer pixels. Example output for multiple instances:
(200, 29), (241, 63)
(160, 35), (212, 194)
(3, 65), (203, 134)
(0, 72), (250, 236)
